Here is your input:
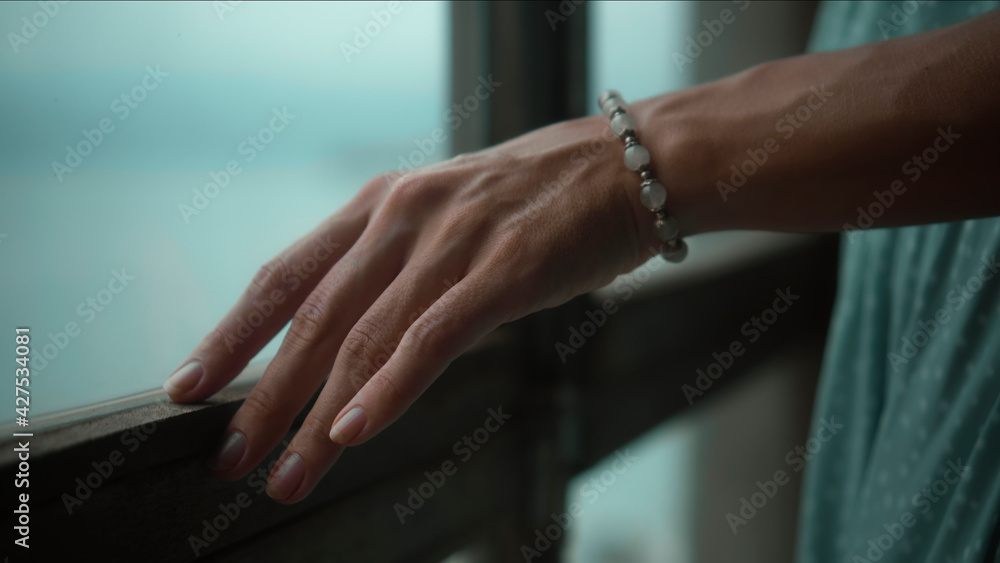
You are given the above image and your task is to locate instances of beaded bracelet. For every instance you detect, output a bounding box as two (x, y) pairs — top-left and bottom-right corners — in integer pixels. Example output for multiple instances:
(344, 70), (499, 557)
(598, 90), (688, 263)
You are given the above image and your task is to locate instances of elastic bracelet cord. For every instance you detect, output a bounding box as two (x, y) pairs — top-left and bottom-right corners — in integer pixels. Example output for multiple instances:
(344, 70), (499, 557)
(598, 90), (688, 263)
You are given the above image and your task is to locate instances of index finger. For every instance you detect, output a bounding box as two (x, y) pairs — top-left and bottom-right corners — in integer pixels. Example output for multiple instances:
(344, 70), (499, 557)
(162, 208), (366, 402)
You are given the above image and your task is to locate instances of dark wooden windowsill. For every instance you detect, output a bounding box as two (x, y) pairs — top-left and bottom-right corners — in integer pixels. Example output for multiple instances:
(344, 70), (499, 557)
(4, 233), (839, 562)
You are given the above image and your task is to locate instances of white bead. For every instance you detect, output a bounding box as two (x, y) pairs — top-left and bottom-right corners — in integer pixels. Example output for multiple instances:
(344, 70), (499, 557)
(640, 181), (667, 211)
(610, 113), (637, 137)
(624, 144), (650, 171)
(654, 215), (679, 242)
(598, 89), (622, 107)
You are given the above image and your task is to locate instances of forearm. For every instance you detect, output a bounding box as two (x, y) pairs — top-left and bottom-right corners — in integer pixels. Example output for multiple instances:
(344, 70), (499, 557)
(627, 10), (1000, 243)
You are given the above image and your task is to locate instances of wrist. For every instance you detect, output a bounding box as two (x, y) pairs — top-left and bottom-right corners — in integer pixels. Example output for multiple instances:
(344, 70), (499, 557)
(588, 112), (665, 264)
(596, 91), (701, 263)
(628, 92), (726, 239)
(577, 112), (658, 268)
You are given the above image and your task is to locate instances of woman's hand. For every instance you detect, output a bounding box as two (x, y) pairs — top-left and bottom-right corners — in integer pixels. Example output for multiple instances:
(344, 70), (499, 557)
(162, 114), (657, 503)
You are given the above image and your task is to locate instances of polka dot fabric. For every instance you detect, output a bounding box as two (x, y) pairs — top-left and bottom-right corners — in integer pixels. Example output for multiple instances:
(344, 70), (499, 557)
(796, 3), (1000, 562)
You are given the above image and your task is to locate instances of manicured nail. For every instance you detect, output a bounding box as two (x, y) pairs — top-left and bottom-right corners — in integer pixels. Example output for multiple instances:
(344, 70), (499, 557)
(209, 431), (246, 472)
(329, 406), (366, 445)
(164, 361), (203, 395)
(267, 453), (304, 501)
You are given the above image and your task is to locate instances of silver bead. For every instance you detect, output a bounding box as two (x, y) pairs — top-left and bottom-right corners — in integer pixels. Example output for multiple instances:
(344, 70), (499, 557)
(601, 98), (624, 117)
(653, 215), (679, 242)
(624, 144), (650, 171)
(639, 170), (653, 181)
(640, 180), (667, 212)
(661, 238), (688, 263)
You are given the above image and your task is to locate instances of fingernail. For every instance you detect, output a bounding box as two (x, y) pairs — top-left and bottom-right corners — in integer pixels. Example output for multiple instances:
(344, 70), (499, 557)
(164, 361), (203, 395)
(267, 453), (304, 501)
(329, 406), (366, 445)
(209, 431), (246, 472)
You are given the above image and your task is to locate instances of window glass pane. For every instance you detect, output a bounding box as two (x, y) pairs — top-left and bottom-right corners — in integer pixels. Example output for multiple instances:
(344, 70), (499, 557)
(561, 419), (697, 563)
(588, 0), (694, 110)
(0, 1), (449, 417)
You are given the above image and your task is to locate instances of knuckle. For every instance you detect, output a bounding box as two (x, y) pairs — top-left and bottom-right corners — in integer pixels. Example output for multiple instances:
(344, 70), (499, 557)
(361, 172), (395, 202)
(381, 173), (447, 218)
(390, 170), (427, 193)
(368, 372), (406, 408)
(407, 311), (450, 361)
(241, 385), (281, 419)
(296, 413), (334, 443)
(248, 257), (289, 299)
(377, 170), (405, 189)
(339, 319), (387, 376)
(287, 299), (330, 345)
(385, 175), (425, 208)
(448, 152), (473, 166)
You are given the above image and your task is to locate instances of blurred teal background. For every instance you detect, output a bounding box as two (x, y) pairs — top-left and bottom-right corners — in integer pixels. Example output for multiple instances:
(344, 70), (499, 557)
(0, 0), (701, 420)
(0, 1), (447, 417)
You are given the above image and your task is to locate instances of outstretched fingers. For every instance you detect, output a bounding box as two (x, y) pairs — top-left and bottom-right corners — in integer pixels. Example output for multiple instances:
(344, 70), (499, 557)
(206, 231), (409, 481)
(330, 273), (509, 446)
(264, 267), (507, 503)
(162, 228), (347, 402)
(162, 191), (378, 404)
